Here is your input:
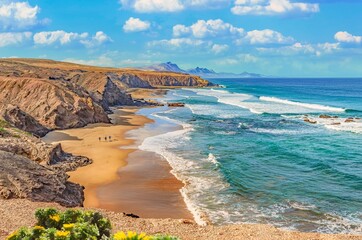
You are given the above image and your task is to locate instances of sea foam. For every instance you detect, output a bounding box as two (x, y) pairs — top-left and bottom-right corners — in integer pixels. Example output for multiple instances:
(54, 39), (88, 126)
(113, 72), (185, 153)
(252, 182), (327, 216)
(260, 96), (346, 113)
(138, 114), (231, 226)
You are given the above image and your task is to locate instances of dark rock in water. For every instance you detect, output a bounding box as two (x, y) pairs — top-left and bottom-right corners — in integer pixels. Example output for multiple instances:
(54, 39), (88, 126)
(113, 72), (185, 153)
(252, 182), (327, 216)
(345, 118), (355, 123)
(304, 118), (317, 124)
(0, 150), (84, 207)
(123, 213), (140, 218)
(167, 102), (185, 107)
(319, 114), (339, 119)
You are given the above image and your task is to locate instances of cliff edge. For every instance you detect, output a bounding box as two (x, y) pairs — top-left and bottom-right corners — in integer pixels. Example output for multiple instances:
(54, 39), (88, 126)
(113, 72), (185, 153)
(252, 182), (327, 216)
(0, 58), (213, 137)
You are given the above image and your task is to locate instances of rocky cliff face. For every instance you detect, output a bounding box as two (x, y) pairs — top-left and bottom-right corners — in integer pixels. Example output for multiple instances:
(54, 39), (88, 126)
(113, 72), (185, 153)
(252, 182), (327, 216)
(2, 105), (50, 137)
(0, 58), (212, 136)
(0, 77), (109, 136)
(0, 125), (91, 168)
(0, 150), (84, 207)
(0, 121), (91, 207)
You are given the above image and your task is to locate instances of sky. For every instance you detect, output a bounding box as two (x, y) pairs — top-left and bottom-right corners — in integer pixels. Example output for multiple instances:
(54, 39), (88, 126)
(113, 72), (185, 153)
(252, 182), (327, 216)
(0, 0), (362, 77)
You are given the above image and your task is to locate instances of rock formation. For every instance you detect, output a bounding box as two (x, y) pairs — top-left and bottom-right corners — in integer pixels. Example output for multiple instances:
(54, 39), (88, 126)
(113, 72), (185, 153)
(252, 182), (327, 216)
(0, 120), (91, 206)
(0, 150), (84, 207)
(0, 58), (214, 207)
(0, 58), (213, 136)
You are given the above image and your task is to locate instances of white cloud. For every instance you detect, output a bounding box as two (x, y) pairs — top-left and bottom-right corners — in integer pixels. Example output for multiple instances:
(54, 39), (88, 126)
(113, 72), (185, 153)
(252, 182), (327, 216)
(119, 0), (231, 12)
(216, 53), (259, 65)
(231, 0), (319, 16)
(173, 19), (244, 38)
(334, 31), (362, 44)
(0, 32), (32, 47)
(123, 17), (151, 32)
(211, 44), (229, 54)
(120, 0), (184, 12)
(185, 0), (231, 8)
(257, 42), (340, 56)
(64, 55), (116, 67)
(173, 24), (191, 37)
(149, 38), (208, 48)
(33, 31), (89, 45)
(80, 31), (112, 47)
(0, 1), (46, 30)
(239, 29), (294, 45)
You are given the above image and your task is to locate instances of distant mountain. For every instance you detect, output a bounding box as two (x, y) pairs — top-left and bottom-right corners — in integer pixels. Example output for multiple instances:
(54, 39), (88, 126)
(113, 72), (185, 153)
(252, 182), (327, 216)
(145, 62), (186, 73)
(143, 62), (265, 78)
(187, 67), (216, 75)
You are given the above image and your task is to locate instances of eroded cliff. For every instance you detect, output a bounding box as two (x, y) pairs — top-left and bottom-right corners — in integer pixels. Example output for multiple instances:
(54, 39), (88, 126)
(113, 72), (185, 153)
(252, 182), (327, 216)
(0, 120), (91, 207)
(0, 58), (212, 136)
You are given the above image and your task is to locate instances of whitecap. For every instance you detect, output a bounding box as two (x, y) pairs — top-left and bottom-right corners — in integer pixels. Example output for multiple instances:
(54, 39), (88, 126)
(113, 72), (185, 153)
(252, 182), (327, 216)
(260, 96), (345, 113)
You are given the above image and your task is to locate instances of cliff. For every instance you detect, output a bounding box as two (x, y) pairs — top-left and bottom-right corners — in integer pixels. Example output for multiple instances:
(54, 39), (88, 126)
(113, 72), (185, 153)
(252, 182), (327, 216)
(0, 77), (109, 136)
(0, 58), (212, 136)
(0, 120), (91, 207)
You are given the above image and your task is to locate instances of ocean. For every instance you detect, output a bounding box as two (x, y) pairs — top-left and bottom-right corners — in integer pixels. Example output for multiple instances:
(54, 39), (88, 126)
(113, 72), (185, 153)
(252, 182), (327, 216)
(137, 78), (362, 234)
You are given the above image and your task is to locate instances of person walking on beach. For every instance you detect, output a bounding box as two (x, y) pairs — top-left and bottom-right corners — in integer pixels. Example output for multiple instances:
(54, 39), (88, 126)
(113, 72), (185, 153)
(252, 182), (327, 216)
(99, 137), (101, 142)
(104, 136), (107, 141)
(109, 136), (112, 142)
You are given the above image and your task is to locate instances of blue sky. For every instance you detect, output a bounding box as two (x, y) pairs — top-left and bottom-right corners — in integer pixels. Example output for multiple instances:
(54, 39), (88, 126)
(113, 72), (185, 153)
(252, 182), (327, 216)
(0, 0), (362, 77)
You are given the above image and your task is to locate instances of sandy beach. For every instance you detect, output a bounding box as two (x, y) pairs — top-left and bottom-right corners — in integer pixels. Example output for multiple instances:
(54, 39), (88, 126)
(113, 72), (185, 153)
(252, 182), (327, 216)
(42, 103), (192, 219)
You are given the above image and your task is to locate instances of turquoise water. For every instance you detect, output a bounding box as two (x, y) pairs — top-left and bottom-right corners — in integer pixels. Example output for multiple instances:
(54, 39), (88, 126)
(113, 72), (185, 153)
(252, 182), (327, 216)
(138, 78), (362, 234)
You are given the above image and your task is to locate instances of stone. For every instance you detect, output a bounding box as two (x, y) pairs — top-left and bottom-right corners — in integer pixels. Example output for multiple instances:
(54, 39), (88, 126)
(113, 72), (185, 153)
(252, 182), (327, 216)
(0, 150), (84, 207)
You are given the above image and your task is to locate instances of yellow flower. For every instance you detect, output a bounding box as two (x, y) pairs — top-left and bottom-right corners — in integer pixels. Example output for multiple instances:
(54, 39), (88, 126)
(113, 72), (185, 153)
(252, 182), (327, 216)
(113, 231), (127, 240)
(63, 223), (75, 230)
(127, 231), (137, 238)
(50, 214), (60, 222)
(6, 231), (17, 240)
(138, 233), (151, 240)
(55, 230), (70, 237)
(113, 231), (151, 240)
(33, 225), (45, 231)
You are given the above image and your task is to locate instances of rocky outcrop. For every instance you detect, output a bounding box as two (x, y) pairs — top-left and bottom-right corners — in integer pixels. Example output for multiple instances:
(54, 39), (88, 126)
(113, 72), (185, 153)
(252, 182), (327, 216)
(0, 120), (91, 206)
(102, 77), (134, 108)
(128, 71), (212, 87)
(0, 124), (91, 167)
(3, 105), (50, 137)
(0, 58), (213, 135)
(0, 77), (109, 136)
(0, 150), (84, 207)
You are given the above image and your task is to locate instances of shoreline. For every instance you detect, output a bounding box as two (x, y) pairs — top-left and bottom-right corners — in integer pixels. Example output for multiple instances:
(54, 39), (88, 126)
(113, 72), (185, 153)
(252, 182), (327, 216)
(43, 102), (192, 219)
(33, 88), (362, 239)
(1, 198), (361, 240)
(43, 108), (149, 208)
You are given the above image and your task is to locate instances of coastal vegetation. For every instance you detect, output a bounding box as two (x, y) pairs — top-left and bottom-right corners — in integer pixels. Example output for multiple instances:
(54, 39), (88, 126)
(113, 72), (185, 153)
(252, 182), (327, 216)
(7, 208), (179, 240)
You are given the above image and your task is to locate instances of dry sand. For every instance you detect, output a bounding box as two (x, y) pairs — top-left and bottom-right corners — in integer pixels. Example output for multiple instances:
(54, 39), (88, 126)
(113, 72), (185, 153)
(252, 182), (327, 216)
(43, 106), (192, 219)
(128, 88), (168, 100)
(43, 108), (148, 208)
(1, 199), (361, 240)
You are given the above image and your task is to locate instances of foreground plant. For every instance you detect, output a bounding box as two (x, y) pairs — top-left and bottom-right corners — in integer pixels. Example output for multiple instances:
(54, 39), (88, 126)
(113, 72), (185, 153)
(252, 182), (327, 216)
(7, 208), (179, 240)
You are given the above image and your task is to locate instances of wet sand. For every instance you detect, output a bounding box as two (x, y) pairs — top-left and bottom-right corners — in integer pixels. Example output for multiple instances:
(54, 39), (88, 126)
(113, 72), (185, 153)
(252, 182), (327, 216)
(43, 106), (192, 219)
(97, 150), (192, 219)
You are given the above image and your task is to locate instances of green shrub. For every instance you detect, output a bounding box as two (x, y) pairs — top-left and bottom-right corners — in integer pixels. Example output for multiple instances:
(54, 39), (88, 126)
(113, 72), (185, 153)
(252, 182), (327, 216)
(0, 119), (9, 128)
(7, 208), (179, 240)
